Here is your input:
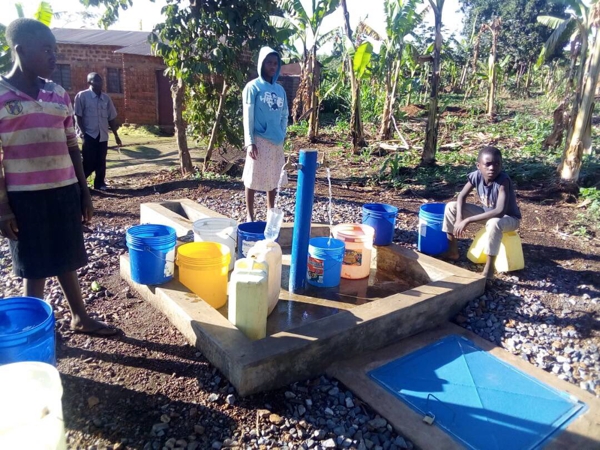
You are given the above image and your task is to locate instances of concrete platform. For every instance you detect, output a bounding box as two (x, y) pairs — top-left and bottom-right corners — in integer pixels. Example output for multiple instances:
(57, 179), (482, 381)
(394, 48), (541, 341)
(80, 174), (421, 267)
(327, 322), (600, 450)
(122, 200), (485, 396)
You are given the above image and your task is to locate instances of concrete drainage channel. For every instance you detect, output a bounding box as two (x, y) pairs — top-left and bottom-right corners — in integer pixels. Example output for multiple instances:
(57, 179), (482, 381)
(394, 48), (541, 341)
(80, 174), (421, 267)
(121, 199), (600, 448)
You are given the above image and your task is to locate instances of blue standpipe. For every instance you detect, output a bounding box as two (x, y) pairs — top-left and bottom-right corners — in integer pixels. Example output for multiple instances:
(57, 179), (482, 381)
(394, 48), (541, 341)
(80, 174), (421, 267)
(289, 149), (318, 293)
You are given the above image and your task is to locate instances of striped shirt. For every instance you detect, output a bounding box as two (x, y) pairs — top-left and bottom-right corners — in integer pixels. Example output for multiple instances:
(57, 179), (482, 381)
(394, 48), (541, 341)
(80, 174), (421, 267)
(0, 77), (78, 219)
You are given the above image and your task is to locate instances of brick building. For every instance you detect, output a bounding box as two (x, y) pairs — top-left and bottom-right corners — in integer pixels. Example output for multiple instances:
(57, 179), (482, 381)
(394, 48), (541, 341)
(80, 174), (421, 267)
(51, 28), (173, 131)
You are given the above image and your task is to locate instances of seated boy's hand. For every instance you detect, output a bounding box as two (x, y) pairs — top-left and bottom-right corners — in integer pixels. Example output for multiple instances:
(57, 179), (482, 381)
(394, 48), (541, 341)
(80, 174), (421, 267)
(0, 217), (19, 241)
(81, 191), (94, 224)
(454, 219), (469, 238)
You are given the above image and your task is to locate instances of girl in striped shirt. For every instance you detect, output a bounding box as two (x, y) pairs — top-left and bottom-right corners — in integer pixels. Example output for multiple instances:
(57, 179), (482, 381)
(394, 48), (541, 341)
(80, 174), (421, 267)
(0, 19), (117, 336)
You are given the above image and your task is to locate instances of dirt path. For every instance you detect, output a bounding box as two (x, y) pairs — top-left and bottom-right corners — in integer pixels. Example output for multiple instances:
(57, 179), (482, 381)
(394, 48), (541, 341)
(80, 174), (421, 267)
(104, 135), (183, 188)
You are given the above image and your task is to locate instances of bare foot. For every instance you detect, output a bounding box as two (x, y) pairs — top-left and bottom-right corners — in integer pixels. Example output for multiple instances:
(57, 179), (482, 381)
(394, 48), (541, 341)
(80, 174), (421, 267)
(482, 266), (495, 281)
(70, 318), (119, 337)
(482, 256), (496, 280)
(439, 250), (460, 261)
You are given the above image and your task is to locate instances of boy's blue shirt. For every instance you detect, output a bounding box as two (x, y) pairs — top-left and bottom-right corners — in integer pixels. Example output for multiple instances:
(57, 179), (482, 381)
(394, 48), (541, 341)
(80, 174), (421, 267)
(242, 46), (288, 147)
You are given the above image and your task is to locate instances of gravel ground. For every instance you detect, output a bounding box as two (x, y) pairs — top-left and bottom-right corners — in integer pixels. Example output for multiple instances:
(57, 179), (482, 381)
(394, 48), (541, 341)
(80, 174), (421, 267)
(1, 180), (599, 449)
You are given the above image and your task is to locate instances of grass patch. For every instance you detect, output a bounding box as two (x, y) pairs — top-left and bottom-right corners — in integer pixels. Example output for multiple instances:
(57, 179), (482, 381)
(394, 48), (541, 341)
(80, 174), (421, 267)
(119, 124), (165, 137)
(570, 187), (600, 238)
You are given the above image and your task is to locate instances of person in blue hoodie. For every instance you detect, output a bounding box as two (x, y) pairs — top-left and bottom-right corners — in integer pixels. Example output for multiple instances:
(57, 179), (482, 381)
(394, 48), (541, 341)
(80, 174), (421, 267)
(242, 46), (288, 222)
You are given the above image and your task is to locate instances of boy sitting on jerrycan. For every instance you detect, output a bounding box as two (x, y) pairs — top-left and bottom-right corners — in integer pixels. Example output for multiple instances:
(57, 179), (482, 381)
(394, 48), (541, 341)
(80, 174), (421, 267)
(442, 146), (521, 280)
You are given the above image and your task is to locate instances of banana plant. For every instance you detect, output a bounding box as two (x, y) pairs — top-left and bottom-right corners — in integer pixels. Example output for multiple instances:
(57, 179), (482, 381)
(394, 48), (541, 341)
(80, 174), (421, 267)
(365, 0), (428, 140)
(537, 0), (592, 121)
(538, 0), (599, 181)
(275, 0), (341, 140)
(421, 0), (445, 167)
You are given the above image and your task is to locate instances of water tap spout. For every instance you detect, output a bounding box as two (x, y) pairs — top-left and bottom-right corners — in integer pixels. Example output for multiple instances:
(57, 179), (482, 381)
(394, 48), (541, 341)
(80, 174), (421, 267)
(283, 156), (303, 171)
(317, 152), (330, 169)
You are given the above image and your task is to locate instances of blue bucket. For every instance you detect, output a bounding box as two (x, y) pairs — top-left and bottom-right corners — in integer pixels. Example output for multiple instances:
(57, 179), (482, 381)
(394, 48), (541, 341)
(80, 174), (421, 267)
(237, 221), (267, 258)
(126, 224), (177, 285)
(362, 203), (398, 246)
(307, 237), (345, 288)
(418, 203), (449, 256)
(0, 297), (55, 366)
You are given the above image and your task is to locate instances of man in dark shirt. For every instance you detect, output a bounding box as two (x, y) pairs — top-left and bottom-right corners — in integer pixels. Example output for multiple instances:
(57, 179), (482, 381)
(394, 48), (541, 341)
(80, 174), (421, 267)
(74, 73), (122, 190)
(442, 146), (521, 280)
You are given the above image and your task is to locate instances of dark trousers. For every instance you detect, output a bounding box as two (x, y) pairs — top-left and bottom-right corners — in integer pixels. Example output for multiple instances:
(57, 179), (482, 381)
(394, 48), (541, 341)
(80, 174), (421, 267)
(82, 134), (109, 188)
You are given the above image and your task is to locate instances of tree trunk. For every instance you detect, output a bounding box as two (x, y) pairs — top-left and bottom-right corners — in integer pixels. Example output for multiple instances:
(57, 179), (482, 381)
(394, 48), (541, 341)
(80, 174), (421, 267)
(567, 31), (589, 146)
(172, 78), (193, 175)
(543, 101), (568, 150)
(341, 0), (366, 151)
(379, 62), (393, 140)
(486, 18), (501, 119)
(524, 61), (532, 96)
(567, 39), (581, 92)
(559, 25), (600, 181)
(379, 59), (400, 140)
(421, 0), (444, 166)
(292, 58), (308, 123)
(516, 64), (522, 90)
(308, 48), (320, 141)
(458, 62), (469, 90)
(203, 80), (228, 173)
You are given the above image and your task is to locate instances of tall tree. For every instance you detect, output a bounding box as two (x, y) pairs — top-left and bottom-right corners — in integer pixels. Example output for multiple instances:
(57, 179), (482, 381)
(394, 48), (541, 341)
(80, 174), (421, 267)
(459, 0), (567, 70)
(479, 17), (501, 118)
(421, 0), (444, 166)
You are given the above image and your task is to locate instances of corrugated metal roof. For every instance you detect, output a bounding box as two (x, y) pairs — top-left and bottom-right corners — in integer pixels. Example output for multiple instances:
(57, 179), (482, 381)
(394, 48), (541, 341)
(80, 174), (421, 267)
(52, 28), (153, 56)
(114, 42), (154, 56)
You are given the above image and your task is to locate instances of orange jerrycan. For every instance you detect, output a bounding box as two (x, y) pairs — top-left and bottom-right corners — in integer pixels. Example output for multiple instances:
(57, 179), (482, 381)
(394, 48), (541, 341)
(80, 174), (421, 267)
(467, 228), (524, 272)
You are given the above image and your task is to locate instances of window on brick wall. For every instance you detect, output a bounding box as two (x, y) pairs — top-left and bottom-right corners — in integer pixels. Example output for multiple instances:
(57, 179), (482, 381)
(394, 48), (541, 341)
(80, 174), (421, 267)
(51, 64), (71, 89)
(107, 68), (123, 94)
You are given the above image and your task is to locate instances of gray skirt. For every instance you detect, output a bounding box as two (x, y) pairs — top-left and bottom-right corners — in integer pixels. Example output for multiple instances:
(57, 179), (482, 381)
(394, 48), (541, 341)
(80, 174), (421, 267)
(8, 183), (88, 279)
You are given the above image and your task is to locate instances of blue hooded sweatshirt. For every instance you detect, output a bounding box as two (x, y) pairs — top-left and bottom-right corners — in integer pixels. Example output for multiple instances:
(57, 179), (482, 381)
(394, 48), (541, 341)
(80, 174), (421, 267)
(242, 46), (288, 147)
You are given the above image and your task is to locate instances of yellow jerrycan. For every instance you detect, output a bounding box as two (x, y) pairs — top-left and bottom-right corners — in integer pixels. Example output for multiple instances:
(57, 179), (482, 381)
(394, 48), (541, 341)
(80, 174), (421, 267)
(246, 240), (282, 316)
(467, 228), (524, 272)
(228, 258), (269, 341)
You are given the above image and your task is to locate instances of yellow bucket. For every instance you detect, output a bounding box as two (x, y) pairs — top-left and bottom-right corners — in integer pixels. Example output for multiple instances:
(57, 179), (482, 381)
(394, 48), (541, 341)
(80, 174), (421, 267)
(467, 228), (524, 272)
(176, 242), (231, 309)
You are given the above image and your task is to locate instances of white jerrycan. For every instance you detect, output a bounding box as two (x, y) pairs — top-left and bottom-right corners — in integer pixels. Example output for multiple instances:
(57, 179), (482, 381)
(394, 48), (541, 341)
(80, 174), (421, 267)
(0, 362), (67, 450)
(228, 258), (269, 340)
(246, 240), (282, 315)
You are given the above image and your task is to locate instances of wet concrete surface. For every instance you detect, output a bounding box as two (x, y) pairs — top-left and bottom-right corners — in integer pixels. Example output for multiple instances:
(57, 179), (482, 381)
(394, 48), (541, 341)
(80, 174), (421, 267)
(217, 265), (425, 336)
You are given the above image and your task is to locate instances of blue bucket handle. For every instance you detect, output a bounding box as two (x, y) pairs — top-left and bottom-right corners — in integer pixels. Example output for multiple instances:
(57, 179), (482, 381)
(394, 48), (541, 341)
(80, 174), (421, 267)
(143, 245), (175, 264)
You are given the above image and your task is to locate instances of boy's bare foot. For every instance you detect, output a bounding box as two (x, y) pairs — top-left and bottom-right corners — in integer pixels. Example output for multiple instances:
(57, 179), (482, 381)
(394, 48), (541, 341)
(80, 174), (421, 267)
(439, 250), (460, 261)
(482, 255), (496, 280)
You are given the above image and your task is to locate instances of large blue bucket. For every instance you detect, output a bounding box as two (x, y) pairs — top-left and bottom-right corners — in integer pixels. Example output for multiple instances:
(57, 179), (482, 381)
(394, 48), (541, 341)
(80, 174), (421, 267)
(0, 297), (55, 366)
(126, 224), (177, 285)
(307, 237), (345, 288)
(362, 203), (398, 246)
(418, 203), (449, 256)
(237, 221), (267, 258)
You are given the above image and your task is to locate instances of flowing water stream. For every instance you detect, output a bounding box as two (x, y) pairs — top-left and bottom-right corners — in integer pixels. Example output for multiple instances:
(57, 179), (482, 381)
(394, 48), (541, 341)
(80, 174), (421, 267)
(326, 168), (333, 243)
